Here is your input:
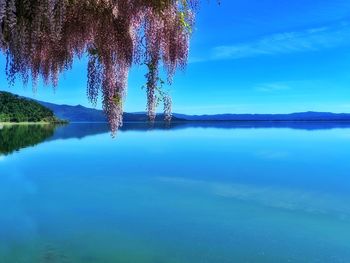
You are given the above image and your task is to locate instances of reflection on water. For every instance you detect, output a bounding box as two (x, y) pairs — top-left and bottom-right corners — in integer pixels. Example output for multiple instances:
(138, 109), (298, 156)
(2, 121), (350, 157)
(1, 123), (350, 262)
(0, 124), (56, 156)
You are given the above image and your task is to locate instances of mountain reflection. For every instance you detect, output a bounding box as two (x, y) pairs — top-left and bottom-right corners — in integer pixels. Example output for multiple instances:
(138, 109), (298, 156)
(0, 124), (56, 155)
(2, 121), (350, 156)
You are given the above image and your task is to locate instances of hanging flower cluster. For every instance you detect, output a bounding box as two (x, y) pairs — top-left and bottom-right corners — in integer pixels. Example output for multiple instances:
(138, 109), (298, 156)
(0, 0), (197, 132)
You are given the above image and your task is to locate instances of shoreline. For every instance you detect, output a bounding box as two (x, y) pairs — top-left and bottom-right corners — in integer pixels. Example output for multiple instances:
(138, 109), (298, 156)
(0, 121), (68, 126)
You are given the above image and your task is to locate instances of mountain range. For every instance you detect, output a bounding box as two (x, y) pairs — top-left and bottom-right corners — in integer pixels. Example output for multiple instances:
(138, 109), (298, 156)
(1, 91), (350, 122)
(37, 100), (350, 122)
(38, 100), (185, 122)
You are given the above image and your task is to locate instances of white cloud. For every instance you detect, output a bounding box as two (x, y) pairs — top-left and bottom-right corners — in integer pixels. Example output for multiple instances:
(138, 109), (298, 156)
(205, 23), (350, 61)
(255, 82), (291, 93)
(254, 79), (324, 94)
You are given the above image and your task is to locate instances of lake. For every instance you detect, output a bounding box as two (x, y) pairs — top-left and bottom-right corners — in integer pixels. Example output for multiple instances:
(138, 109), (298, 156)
(1, 122), (350, 263)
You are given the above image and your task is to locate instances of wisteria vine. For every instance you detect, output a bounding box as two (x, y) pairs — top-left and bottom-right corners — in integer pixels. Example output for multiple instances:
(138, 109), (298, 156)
(0, 0), (197, 132)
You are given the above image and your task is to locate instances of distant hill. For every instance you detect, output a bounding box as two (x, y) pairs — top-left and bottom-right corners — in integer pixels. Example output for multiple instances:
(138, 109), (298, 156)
(173, 112), (350, 121)
(3, 91), (350, 122)
(38, 101), (107, 122)
(0, 91), (63, 123)
(37, 100), (185, 122)
(38, 100), (350, 122)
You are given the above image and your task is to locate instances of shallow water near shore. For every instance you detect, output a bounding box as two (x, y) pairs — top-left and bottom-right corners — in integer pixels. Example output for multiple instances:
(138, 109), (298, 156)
(1, 122), (350, 262)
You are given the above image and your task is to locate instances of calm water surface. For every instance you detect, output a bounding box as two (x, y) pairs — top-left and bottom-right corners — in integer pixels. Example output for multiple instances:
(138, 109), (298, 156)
(1, 123), (350, 262)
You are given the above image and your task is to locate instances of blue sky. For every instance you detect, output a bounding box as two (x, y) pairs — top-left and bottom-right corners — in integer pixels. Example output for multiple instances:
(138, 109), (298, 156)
(1, 0), (350, 114)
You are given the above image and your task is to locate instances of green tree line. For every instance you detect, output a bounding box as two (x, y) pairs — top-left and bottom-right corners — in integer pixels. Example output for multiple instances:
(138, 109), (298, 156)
(0, 91), (60, 123)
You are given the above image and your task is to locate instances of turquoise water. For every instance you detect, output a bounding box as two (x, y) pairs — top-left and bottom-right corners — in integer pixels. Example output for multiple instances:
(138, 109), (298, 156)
(1, 123), (350, 262)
